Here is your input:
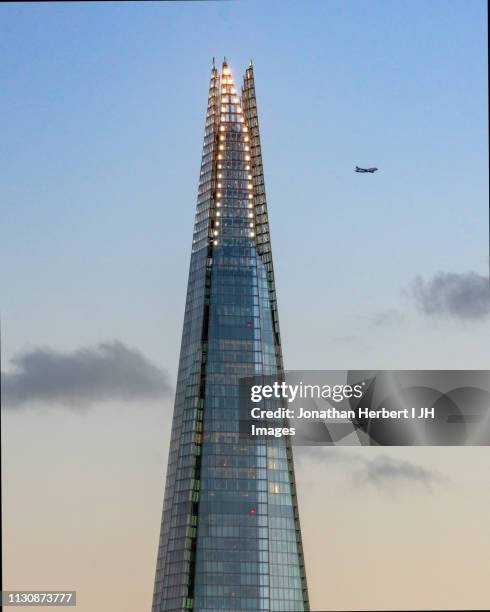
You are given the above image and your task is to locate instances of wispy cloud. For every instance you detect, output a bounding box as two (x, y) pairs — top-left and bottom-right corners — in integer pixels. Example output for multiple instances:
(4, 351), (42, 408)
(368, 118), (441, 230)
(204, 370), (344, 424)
(409, 271), (490, 320)
(353, 454), (440, 490)
(295, 447), (442, 491)
(370, 308), (405, 328)
(330, 335), (362, 345)
(2, 341), (173, 409)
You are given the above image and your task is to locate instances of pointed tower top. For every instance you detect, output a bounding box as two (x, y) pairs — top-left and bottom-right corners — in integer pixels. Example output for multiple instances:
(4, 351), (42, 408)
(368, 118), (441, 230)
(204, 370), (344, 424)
(223, 56), (228, 66)
(249, 58), (253, 67)
(221, 61), (232, 80)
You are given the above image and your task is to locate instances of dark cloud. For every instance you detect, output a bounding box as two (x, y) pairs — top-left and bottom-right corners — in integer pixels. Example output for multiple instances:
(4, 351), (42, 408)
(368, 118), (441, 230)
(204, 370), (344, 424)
(353, 455), (439, 489)
(295, 447), (441, 490)
(410, 271), (490, 320)
(2, 341), (173, 409)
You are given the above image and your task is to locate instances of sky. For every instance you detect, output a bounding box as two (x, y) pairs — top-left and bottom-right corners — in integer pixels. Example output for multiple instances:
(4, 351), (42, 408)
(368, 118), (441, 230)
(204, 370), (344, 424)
(1, 1), (489, 611)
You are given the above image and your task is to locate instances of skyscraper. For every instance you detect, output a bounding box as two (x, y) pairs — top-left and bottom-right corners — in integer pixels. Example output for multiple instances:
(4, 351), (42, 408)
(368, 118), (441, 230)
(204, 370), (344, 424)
(152, 59), (309, 612)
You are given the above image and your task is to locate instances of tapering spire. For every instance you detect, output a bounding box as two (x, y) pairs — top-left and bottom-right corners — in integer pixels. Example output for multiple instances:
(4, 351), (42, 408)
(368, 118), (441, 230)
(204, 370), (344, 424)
(214, 60), (253, 247)
(153, 59), (310, 612)
(242, 62), (284, 357)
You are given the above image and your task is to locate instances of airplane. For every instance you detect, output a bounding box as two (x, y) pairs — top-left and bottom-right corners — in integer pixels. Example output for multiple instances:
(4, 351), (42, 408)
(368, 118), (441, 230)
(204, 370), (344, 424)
(355, 166), (378, 173)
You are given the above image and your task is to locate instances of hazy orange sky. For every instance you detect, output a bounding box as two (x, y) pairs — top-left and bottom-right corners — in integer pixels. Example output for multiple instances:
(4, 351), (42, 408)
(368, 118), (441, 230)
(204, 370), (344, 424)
(4, 403), (490, 611)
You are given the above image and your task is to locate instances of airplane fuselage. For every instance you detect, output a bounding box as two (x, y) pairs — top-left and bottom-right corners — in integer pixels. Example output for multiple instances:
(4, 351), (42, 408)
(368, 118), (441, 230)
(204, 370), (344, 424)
(355, 166), (378, 173)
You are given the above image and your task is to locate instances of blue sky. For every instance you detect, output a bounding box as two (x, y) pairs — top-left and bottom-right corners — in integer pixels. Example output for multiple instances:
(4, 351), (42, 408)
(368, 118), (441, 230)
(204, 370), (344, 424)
(2, 1), (488, 374)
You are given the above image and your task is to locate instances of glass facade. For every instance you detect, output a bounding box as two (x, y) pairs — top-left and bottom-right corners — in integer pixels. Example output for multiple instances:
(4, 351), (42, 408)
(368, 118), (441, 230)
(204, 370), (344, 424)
(152, 60), (309, 612)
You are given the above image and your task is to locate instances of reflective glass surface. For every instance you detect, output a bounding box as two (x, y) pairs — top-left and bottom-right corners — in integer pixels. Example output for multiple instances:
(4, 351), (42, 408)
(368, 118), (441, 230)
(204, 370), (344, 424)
(153, 62), (309, 612)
